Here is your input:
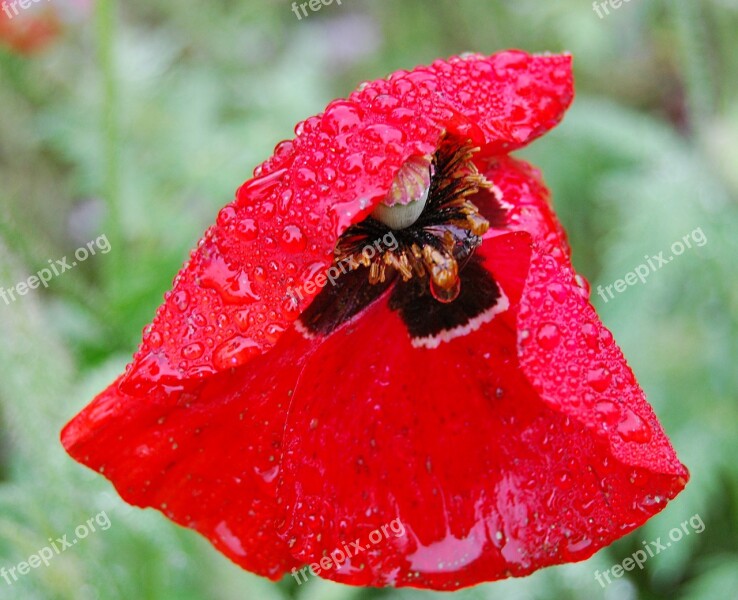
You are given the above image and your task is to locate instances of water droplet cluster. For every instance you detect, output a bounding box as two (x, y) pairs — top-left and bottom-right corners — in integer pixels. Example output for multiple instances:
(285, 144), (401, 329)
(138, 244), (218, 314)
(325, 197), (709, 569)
(517, 249), (685, 462)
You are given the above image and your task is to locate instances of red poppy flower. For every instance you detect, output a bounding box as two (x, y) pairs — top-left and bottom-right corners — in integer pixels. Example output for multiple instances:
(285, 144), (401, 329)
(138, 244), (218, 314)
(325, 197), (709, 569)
(61, 50), (688, 590)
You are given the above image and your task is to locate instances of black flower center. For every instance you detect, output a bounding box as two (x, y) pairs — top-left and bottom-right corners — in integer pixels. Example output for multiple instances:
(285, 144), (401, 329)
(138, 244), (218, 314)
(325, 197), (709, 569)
(297, 137), (509, 346)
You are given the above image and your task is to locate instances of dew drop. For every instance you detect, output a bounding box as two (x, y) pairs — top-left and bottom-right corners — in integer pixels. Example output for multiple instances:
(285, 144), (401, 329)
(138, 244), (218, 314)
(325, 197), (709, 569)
(278, 189), (293, 215)
(213, 336), (262, 370)
(236, 218), (259, 241)
(364, 123), (405, 145)
(586, 366), (611, 392)
(236, 168), (286, 206)
(234, 309), (251, 331)
(536, 322), (561, 350)
(321, 101), (363, 136)
(280, 225), (307, 252)
(617, 408), (652, 443)
(252, 266), (266, 284)
(265, 322), (286, 344)
(272, 140), (295, 167)
(216, 205), (237, 228)
(282, 297), (300, 320)
(148, 331), (163, 349)
(582, 322), (599, 350)
(595, 401), (621, 426)
(296, 168), (317, 187)
(182, 342), (205, 360)
(599, 328), (614, 347)
(173, 290), (190, 312)
(343, 153), (364, 173)
(200, 256), (261, 304)
(429, 278), (460, 304)
(547, 282), (568, 303)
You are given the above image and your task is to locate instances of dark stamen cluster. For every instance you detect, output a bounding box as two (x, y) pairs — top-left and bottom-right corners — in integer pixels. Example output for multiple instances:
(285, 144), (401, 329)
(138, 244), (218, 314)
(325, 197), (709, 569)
(334, 138), (491, 303)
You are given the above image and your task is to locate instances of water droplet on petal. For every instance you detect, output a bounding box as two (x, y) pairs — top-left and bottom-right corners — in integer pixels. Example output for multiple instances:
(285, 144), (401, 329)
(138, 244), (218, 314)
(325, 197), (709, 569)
(582, 322), (599, 350)
(595, 401), (621, 426)
(364, 124), (405, 145)
(182, 342), (204, 360)
(617, 408), (652, 443)
(278, 189), (293, 215)
(213, 336), (262, 370)
(280, 225), (307, 252)
(236, 218), (259, 241)
(200, 256), (261, 304)
(321, 101), (363, 136)
(216, 205), (237, 228)
(547, 282), (567, 303)
(536, 322), (561, 350)
(236, 168), (286, 206)
(586, 366), (611, 392)
(173, 290), (189, 312)
(265, 322), (286, 344)
(234, 309), (251, 331)
(148, 331), (162, 349)
(296, 168), (316, 187)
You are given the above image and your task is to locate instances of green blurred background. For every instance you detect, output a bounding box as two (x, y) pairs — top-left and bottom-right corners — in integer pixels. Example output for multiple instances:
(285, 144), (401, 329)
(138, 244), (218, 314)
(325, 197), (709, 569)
(1, 0), (737, 598)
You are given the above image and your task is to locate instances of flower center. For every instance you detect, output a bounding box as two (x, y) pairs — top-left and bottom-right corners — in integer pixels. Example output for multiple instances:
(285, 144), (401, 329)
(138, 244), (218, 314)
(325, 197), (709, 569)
(296, 137), (508, 345)
(334, 138), (491, 303)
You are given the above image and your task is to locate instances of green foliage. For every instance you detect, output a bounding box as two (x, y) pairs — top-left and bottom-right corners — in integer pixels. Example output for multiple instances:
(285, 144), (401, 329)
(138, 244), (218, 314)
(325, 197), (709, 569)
(0, 0), (736, 598)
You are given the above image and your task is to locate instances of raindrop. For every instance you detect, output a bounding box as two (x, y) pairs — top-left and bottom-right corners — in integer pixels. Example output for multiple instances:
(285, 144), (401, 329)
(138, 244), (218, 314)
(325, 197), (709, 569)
(236, 218), (259, 241)
(429, 278), (460, 304)
(236, 168), (286, 206)
(280, 225), (307, 252)
(173, 290), (190, 312)
(617, 408), (652, 443)
(148, 331), (162, 349)
(536, 322), (561, 350)
(182, 342), (204, 360)
(213, 336), (262, 370)
(586, 366), (611, 392)
(322, 101), (363, 136)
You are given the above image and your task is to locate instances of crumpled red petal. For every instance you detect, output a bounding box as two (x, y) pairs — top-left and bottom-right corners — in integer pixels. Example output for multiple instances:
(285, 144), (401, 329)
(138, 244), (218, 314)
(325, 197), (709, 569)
(274, 235), (686, 590)
(483, 158), (686, 477)
(479, 155), (570, 259)
(120, 51), (574, 395)
(63, 224), (687, 590)
(61, 334), (315, 578)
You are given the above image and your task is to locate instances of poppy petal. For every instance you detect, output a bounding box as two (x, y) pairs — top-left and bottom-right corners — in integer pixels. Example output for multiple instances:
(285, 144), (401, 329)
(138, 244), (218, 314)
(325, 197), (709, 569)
(120, 51), (574, 394)
(61, 329), (316, 579)
(481, 157), (686, 477)
(479, 155), (570, 259)
(517, 247), (688, 476)
(274, 236), (687, 590)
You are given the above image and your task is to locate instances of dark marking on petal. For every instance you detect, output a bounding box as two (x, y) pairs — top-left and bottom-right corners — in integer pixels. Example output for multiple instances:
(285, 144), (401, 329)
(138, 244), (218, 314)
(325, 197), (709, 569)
(469, 185), (509, 230)
(388, 255), (503, 342)
(297, 267), (395, 336)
